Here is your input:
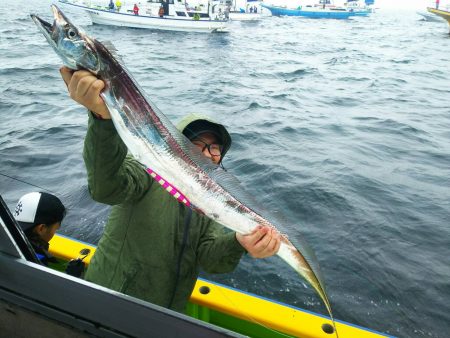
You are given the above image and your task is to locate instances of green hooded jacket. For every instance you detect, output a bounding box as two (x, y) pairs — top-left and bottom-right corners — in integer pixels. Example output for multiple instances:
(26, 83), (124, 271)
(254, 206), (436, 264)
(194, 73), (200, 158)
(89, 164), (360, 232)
(83, 113), (245, 313)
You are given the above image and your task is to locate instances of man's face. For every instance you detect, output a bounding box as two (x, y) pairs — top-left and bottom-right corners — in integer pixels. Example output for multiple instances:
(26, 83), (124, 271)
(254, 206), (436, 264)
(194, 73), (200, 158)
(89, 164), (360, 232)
(35, 221), (61, 243)
(191, 132), (223, 165)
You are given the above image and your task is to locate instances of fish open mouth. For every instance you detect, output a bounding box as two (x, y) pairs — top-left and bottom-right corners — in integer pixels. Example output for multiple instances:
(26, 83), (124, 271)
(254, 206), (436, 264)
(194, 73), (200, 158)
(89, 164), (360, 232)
(30, 14), (53, 35)
(30, 4), (98, 72)
(30, 5), (66, 40)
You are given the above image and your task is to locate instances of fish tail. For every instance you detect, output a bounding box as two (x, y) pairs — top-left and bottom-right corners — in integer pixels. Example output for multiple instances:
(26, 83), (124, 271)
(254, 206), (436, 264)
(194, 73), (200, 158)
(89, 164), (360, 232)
(277, 240), (339, 337)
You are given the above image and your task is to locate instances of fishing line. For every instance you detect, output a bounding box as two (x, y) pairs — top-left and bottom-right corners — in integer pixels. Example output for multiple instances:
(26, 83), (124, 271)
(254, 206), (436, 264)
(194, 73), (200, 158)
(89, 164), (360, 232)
(0, 172), (79, 217)
(0, 172), (55, 194)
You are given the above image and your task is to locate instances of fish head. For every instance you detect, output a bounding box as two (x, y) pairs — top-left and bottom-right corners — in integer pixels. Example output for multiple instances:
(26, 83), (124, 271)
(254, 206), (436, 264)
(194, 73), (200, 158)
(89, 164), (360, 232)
(31, 5), (99, 73)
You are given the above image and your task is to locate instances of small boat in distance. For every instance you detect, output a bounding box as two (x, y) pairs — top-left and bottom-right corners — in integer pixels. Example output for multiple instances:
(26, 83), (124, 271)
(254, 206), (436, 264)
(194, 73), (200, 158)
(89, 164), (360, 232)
(346, 0), (371, 16)
(226, 0), (262, 21)
(58, 0), (230, 33)
(261, 3), (354, 19)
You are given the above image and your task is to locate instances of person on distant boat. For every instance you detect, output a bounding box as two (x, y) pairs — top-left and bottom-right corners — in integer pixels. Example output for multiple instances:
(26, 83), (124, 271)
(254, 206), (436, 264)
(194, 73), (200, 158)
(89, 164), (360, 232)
(436, 0), (440, 9)
(158, 5), (164, 17)
(108, 0), (115, 11)
(225, 5), (230, 19)
(253, 5), (257, 13)
(217, 7), (224, 19)
(58, 67), (281, 313)
(13, 192), (66, 266)
(115, 0), (122, 12)
(249, 6), (253, 13)
(133, 3), (139, 15)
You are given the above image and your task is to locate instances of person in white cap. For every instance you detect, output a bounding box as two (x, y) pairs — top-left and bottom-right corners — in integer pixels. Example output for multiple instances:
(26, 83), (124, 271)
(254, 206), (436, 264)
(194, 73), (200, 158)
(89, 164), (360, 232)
(13, 192), (66, 265)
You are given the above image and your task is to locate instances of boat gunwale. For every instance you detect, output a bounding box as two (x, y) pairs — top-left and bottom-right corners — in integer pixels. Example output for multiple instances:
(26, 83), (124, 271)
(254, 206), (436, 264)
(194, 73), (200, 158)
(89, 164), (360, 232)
(49, 233), (394, 338)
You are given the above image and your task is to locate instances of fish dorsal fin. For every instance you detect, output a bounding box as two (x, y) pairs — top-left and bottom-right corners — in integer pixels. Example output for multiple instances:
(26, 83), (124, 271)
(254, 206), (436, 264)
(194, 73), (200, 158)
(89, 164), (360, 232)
(98, 40), (127, 67)
(101, 40), (118, 54)
(135, 89), (222, 175)
(207, 167), (262, 211)
(131, 96), (270, 213)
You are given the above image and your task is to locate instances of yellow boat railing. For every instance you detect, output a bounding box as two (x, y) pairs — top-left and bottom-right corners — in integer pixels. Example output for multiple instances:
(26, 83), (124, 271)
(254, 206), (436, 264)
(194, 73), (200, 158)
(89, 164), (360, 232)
(49, 234), (391, 338)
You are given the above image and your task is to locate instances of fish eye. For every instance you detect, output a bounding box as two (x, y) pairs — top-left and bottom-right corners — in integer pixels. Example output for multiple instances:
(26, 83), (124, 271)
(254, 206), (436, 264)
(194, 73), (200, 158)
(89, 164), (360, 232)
(67, 28), (77, 39)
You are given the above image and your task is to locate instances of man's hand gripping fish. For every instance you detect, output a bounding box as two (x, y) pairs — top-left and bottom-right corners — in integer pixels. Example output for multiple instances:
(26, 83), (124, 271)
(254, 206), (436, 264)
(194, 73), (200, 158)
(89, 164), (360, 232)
(31, 5), (338, 335)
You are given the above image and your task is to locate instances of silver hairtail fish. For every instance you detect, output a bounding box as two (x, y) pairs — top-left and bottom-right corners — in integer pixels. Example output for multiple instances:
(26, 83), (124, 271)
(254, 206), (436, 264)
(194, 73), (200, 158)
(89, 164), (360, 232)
(32, 5), (338, 335)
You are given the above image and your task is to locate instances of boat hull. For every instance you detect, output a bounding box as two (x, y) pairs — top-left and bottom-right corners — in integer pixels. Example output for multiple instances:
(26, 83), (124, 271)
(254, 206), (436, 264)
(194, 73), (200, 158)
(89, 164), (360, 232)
(262, 4), (353, 19)
(228, 12), (262, 21)
(60, 1), (229, 33)
(351, 10), (370, 16)
(427, 7), (450, 26)
(417, 10), (444, 22)
(0, 191), (393, 338)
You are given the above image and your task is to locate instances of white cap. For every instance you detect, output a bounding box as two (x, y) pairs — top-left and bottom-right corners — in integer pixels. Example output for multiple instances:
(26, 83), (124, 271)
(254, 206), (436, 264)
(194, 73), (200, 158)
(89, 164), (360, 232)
(14, 192), (42, 226)
(13, 192), (66, 232)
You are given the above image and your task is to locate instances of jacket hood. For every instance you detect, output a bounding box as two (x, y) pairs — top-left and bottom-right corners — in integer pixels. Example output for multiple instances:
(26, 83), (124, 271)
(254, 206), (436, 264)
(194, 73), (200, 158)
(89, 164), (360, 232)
(176, 113), (232, 163)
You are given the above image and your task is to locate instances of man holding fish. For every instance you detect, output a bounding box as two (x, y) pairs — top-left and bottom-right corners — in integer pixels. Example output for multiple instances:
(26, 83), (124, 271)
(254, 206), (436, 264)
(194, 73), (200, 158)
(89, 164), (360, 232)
(32, 7), (336, 329)
(59, 67), (281, 312)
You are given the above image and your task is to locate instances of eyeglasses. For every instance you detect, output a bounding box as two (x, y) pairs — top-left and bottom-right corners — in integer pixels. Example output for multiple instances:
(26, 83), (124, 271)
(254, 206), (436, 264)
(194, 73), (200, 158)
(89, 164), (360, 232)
(191, 138), (223, 157)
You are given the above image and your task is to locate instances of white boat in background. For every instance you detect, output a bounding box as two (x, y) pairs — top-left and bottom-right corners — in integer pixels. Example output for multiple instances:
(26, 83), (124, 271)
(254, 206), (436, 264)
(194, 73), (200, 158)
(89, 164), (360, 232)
(345, 0), (371, 16)
(59, 0), (230, 33)
(225, 0), (262, 21)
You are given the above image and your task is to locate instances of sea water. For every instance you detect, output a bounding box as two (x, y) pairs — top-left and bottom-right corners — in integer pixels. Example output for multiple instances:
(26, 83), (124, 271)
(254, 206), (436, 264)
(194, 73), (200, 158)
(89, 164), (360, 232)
(1, 1), (449, 337)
